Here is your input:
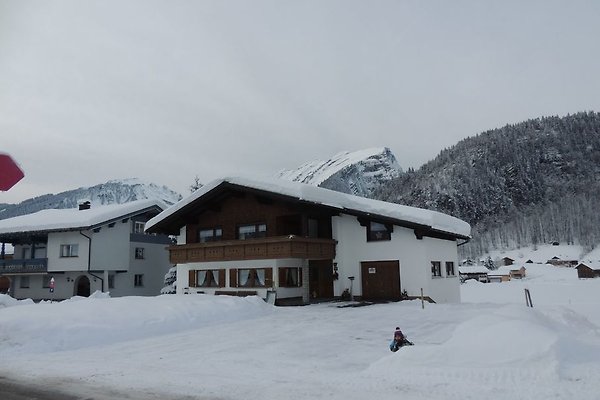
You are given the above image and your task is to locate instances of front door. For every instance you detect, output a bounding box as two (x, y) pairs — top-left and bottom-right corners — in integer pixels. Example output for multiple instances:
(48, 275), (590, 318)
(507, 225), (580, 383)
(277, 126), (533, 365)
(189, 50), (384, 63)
(75, 275), (91, 297)
(308, 260), (334, 299)
(361, 260), (401, 301)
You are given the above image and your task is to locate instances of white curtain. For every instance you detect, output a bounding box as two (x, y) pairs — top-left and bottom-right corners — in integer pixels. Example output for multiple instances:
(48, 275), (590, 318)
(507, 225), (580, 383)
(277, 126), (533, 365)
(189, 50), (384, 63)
(196, 271), (206, 287)
(256, 269), (265, 286)
(240, 269), (252, 286)
(212, 270), (219, 286)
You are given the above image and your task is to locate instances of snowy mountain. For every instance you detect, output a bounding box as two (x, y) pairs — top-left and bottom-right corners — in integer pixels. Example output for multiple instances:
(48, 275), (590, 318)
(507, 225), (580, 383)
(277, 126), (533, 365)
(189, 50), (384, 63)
(0, 178), (182, 220)
(276, 147), (402, 198)
(375, 111), (600, 259)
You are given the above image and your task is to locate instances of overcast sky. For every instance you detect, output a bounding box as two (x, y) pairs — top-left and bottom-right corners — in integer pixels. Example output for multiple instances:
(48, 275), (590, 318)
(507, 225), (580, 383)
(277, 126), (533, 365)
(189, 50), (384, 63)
(1, 0), (599, 203)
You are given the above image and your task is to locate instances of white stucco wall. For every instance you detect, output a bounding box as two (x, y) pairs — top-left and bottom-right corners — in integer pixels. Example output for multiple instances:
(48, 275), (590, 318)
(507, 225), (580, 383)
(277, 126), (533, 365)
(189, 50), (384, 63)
(331, 214), (460, 303)
(90, 222), (130, 271)
(47, 231), (89, 272)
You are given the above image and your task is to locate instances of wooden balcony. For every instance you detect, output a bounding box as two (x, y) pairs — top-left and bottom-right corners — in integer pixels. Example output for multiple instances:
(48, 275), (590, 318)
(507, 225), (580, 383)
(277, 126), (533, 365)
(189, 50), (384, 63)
(169, 236), (337, 264)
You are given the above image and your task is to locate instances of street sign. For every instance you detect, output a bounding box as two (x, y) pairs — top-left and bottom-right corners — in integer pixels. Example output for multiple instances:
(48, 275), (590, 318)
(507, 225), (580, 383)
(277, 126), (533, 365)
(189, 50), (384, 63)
(49, 277), (55, 293)
(0, 153), (24, 191)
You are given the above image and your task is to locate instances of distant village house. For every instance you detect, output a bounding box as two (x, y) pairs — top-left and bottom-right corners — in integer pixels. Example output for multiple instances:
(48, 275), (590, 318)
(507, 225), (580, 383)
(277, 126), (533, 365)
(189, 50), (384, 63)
(575, 262), (600, 279)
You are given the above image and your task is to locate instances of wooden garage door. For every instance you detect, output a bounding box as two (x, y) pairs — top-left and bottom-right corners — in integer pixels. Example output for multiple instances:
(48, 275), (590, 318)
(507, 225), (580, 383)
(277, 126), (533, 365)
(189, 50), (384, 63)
(361, 261), (400, 301)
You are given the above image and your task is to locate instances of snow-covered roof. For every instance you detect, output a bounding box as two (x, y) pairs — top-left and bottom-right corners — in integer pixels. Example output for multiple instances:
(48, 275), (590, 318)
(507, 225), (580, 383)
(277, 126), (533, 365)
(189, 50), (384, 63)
(576, 261), (600, 270)
(146, 176), (471, 238)
(458, 266), (489, 274)
(489, 266), (526, 276)
(0, 199), (166, 235)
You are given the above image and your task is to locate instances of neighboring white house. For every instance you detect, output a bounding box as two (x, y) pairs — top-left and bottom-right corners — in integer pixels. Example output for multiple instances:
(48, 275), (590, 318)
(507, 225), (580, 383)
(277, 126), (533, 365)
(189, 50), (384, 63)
(0, 200), (173, 300)
(145, 177), (471, 304)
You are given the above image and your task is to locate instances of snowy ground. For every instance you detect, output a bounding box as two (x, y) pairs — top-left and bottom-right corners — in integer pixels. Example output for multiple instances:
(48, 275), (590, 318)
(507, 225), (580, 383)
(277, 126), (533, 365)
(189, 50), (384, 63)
(1, 263), (600, 400)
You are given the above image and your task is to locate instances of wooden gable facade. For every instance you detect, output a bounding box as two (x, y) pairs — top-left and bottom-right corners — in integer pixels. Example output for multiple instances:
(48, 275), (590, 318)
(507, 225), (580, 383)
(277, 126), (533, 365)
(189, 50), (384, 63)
(168, 185), (338, 264)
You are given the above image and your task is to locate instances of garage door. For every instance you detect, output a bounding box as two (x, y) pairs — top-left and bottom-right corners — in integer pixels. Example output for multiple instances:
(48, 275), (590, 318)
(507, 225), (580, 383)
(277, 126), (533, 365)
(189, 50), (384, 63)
(361, 260), (400, 301)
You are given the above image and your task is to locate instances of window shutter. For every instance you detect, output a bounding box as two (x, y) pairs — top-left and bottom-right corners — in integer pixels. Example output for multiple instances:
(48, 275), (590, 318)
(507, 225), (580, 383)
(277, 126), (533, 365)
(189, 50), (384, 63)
(230, 268), (238, 288)
(218, 269), (226, 288)
(265, 268), (273, 288)
(188, 270), (197, 287)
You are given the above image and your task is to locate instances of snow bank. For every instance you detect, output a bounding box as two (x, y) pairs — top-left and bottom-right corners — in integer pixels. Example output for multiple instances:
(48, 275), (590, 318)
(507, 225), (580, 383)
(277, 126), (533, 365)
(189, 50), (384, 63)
(0, 294), (273, 355)
(0, 293), (34, 309)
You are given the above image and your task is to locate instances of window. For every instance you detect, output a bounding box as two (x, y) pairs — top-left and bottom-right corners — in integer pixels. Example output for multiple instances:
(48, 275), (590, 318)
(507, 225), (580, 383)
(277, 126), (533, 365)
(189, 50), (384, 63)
(60, 244), (79, 258)
(196, 270), (221, 287)
(134, 221), (146, 234)
(20, 276), (30, 288)
(238, 268), (267, 287)
(108, 274), (115, 289)
(135, 247), (145, 259)
(198, 227), (223, 243)
(134, 274), (144, 287)
(431, 261), (442, 277)
(42, 275), (52, 288)
(367, 221), (391, 241)
(446, 262), (455, 277)
(279, 267), (303, 287)
(237, 223), (267, 240)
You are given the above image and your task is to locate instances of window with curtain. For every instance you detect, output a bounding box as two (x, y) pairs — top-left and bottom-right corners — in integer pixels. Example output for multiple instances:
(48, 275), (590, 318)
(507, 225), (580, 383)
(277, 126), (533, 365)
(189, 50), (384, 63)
(279, 267), (302, 287)
(238, 268), (267, 287)
(198, 228), (223, 243)
(198, 270), (220, 287)
(237, 223), (267, 240)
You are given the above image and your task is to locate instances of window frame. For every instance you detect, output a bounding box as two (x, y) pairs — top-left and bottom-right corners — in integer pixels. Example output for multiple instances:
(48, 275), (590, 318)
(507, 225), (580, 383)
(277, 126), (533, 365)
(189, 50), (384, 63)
(133, 221), (146, 234)
(60, 244), (79, 258)
(197, 270), (220, 288)
(367, 221), (392, 242)
(238, 268), (268, 287)
(431, 261), (442, 278)
(198, 227), (223, 243)
(134, 274), (144, 287)
(237, 223), (267, 240)
(445, 261), (455, 277)
(135, 247), (145, 259)
(278, 267), (303, 288)
(20, 276), (30, 288)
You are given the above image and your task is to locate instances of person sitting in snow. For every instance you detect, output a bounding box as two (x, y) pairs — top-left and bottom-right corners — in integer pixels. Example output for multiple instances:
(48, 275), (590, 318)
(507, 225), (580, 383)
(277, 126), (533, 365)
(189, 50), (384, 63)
(389, 326), (413, 352)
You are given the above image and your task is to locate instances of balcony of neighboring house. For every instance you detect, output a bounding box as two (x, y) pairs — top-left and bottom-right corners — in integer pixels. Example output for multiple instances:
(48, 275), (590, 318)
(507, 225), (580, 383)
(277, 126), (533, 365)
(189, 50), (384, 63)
(168, 235), (337, 264)
(0, 258), (48, 274)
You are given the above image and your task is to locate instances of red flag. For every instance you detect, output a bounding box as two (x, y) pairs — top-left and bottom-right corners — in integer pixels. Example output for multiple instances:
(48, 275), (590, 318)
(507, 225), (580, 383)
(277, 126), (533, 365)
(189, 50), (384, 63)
(0, 153), (24, 191)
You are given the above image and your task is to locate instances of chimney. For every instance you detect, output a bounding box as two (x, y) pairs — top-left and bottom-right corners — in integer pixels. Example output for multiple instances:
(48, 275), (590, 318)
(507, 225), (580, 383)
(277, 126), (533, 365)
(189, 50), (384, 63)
(79, 201), (91, 210)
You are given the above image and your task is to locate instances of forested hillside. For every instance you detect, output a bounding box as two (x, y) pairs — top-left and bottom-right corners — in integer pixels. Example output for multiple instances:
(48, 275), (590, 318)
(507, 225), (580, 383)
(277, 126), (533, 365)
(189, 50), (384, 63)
(376, 111), (600, 259)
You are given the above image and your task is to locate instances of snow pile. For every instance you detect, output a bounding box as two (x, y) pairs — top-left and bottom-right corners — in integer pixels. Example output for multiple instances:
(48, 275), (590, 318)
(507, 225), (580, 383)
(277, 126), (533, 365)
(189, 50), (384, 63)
(1, 263), (600, 400)
(0, 293), (33, 309)
(0, 294), (273, 355)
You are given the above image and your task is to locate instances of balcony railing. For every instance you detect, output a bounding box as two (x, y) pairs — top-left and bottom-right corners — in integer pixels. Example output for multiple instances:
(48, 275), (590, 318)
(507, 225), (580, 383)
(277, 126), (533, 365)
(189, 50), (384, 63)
(169, 236), (337, 264)
(0, 258), (48, 274)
